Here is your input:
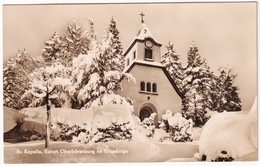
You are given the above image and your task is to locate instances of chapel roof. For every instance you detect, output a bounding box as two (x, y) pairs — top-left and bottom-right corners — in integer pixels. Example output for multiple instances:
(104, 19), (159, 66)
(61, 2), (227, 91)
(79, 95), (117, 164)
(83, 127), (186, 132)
(135, 23), (161, 44)
(123, 22), (162, 56)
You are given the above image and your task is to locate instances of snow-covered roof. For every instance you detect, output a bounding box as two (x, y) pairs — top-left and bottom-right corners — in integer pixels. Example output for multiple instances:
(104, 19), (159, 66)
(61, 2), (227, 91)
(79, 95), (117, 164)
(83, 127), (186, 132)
(135, 23), (155, 41)
(135, 23), (161, 44)
(123, 23), (162, 56)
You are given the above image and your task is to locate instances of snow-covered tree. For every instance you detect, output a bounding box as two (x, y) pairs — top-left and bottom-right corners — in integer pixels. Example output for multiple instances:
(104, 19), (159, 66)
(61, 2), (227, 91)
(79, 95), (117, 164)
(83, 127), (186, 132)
(3, 50), (40, 109)
(21, 61), (71, 148)
(141, 113), (157, 137)
(69, 18), (135, 109)
(168, 113), (193, 142)
(3, 57), (24, 109)
(61, 21), (90, 66)
(107, 17), (124, 71)
(41, 32), (64, 63)
(182, 42), (214, 126)
(161, 41), (184, 92)
(212, 67), (241, 112)
(22, 62), (71, 108)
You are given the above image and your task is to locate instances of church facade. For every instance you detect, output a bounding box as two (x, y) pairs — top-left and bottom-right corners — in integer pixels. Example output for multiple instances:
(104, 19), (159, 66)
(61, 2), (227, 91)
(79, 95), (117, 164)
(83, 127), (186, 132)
(117, 19), (184, 125)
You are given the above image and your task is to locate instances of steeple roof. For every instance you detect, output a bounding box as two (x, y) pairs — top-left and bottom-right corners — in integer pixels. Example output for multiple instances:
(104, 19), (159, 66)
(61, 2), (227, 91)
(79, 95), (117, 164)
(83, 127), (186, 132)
(123, 14), (162, 56)
(135, 23), (161, 45)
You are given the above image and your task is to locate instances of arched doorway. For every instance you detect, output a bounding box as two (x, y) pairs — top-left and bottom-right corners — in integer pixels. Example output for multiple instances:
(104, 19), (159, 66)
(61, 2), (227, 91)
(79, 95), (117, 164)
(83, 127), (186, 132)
(139, 106), (153, 122)
(138, 102), (158, 126)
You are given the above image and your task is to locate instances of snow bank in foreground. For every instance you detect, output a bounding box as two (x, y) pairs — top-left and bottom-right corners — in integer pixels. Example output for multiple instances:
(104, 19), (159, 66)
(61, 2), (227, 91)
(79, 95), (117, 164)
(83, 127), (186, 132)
(18, 107), (94, 135)
(91, 104), (134, 132)
(17, 104), (135, 140)
(199, 97), (257, 161)
(4, 107), (20, 133)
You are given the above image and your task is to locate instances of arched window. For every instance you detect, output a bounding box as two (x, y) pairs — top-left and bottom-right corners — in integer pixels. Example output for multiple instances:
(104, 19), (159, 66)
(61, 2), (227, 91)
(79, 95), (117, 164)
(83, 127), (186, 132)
(152, 83), (157, 93)
(146, 82), (151, 92)
(140, 81), (145, 91)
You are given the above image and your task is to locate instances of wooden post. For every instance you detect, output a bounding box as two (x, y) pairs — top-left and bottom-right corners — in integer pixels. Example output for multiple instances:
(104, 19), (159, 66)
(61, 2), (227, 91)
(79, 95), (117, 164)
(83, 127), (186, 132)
(45, 85), (56, 149)
(45, 89), (51, 148)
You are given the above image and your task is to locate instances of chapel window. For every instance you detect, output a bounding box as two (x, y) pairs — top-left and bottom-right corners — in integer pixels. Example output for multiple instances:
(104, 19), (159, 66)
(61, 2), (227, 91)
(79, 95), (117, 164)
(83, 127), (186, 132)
(140, 81), (145, 91)
(146, 82), (151, 92)
(152, 83), (157, 93)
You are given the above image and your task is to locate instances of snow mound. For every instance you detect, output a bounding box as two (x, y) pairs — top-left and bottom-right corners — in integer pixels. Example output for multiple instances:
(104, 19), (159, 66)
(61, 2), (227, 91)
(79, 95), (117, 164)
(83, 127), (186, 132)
(4, 107), (20, 132)
(51, 108), (94, 126)
(199, 97), (257, 161)
(162, 109), (172, 120)
(131, 130), (161, 158)
(18, 107), (94, 135)
(17, 104), (134, 137)
(92, 104), (133, 130)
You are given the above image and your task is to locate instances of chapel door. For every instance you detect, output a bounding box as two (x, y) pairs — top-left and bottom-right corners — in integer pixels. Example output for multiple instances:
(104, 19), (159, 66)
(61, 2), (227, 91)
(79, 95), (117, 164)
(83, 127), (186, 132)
(139, 107), (152, 121)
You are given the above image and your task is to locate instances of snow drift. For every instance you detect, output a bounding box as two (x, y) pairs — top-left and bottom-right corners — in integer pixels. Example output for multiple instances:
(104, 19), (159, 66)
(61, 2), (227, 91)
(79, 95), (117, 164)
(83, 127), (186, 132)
(18, 106), (94, 135)
(199, 97), (257, 161)
(91, 104), (134, 131)
(17, 104), (134, 135)
(4, 107), (20, 133)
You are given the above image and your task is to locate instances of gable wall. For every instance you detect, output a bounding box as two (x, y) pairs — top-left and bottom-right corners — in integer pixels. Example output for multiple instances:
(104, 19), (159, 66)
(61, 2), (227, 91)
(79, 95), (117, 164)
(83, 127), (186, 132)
(117, 64), (182, 122)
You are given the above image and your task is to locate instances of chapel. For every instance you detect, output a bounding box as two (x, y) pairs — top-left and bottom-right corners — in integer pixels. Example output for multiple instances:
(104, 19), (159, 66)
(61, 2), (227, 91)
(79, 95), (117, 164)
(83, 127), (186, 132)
(117, 13), (184, 125)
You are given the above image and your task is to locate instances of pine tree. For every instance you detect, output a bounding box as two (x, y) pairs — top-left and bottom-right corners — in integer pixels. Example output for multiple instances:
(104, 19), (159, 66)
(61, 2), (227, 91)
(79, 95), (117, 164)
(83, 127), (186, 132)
(213, 67), (241, 112)
(3, 50), (40, 109)
(68, 19), (101, 108)
(107, 17), (125, 71)
(70, 18), (135, 110)
(41, 32), (63, 63)
(161, 41), (184, 92)
(62, 21), (90, 66)
(182, 42), (214, 126)
(3, 57), (22, 109)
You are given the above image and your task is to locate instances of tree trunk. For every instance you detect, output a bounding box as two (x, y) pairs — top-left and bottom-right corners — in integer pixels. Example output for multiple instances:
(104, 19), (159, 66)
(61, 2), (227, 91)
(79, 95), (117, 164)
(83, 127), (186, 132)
(45, 92), (51, 148)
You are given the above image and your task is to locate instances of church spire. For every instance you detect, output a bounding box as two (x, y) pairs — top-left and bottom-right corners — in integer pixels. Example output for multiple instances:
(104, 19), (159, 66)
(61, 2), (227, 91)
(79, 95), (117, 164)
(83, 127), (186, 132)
(136, 13), (161, 44)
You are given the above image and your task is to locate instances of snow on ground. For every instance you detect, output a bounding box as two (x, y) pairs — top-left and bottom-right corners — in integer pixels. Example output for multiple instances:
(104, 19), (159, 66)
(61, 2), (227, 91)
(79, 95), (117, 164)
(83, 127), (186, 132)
(4, 104), (201, 163)
(17, 104), (134, 136)
(199, 97), (258, 161)
(91, 104), (134, 131)
(4, 137), (199, 164)
(3, 107), (19, 133)
(17, 106), (94, 135)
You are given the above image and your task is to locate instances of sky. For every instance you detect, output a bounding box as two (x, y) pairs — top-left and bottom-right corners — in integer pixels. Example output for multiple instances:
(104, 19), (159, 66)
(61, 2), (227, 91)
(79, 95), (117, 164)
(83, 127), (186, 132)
(2, 2), (257, 111)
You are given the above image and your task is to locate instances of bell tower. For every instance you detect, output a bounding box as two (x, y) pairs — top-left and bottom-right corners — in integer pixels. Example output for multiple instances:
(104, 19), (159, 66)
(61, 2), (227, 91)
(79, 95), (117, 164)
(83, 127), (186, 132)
(123, 13), (162, 70)
(117, 13), (183, 125)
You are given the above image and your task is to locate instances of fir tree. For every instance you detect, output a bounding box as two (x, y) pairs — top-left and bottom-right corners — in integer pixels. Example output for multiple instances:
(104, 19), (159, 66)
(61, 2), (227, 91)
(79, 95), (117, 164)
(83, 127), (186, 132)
(182, 42), (214, 126)
(3, 50), (40, 109)
(70, 18), (135, 109)
(62, 21), (90, 66)
(3, 57), (23, 109)
(41, 32), (63, 63)
(213, 67), (241, 112)
(107, 17), (124, 71)
(161, 41), (184, 92)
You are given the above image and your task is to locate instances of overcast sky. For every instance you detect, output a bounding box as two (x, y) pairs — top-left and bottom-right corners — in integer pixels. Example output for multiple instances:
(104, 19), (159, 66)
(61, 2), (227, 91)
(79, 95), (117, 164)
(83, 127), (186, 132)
(2, 2), (257, 111)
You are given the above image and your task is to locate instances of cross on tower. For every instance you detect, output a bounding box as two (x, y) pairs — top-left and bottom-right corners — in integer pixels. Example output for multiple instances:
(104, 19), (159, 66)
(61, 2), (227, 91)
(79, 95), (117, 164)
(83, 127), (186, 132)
(140, 12), (145, 23)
